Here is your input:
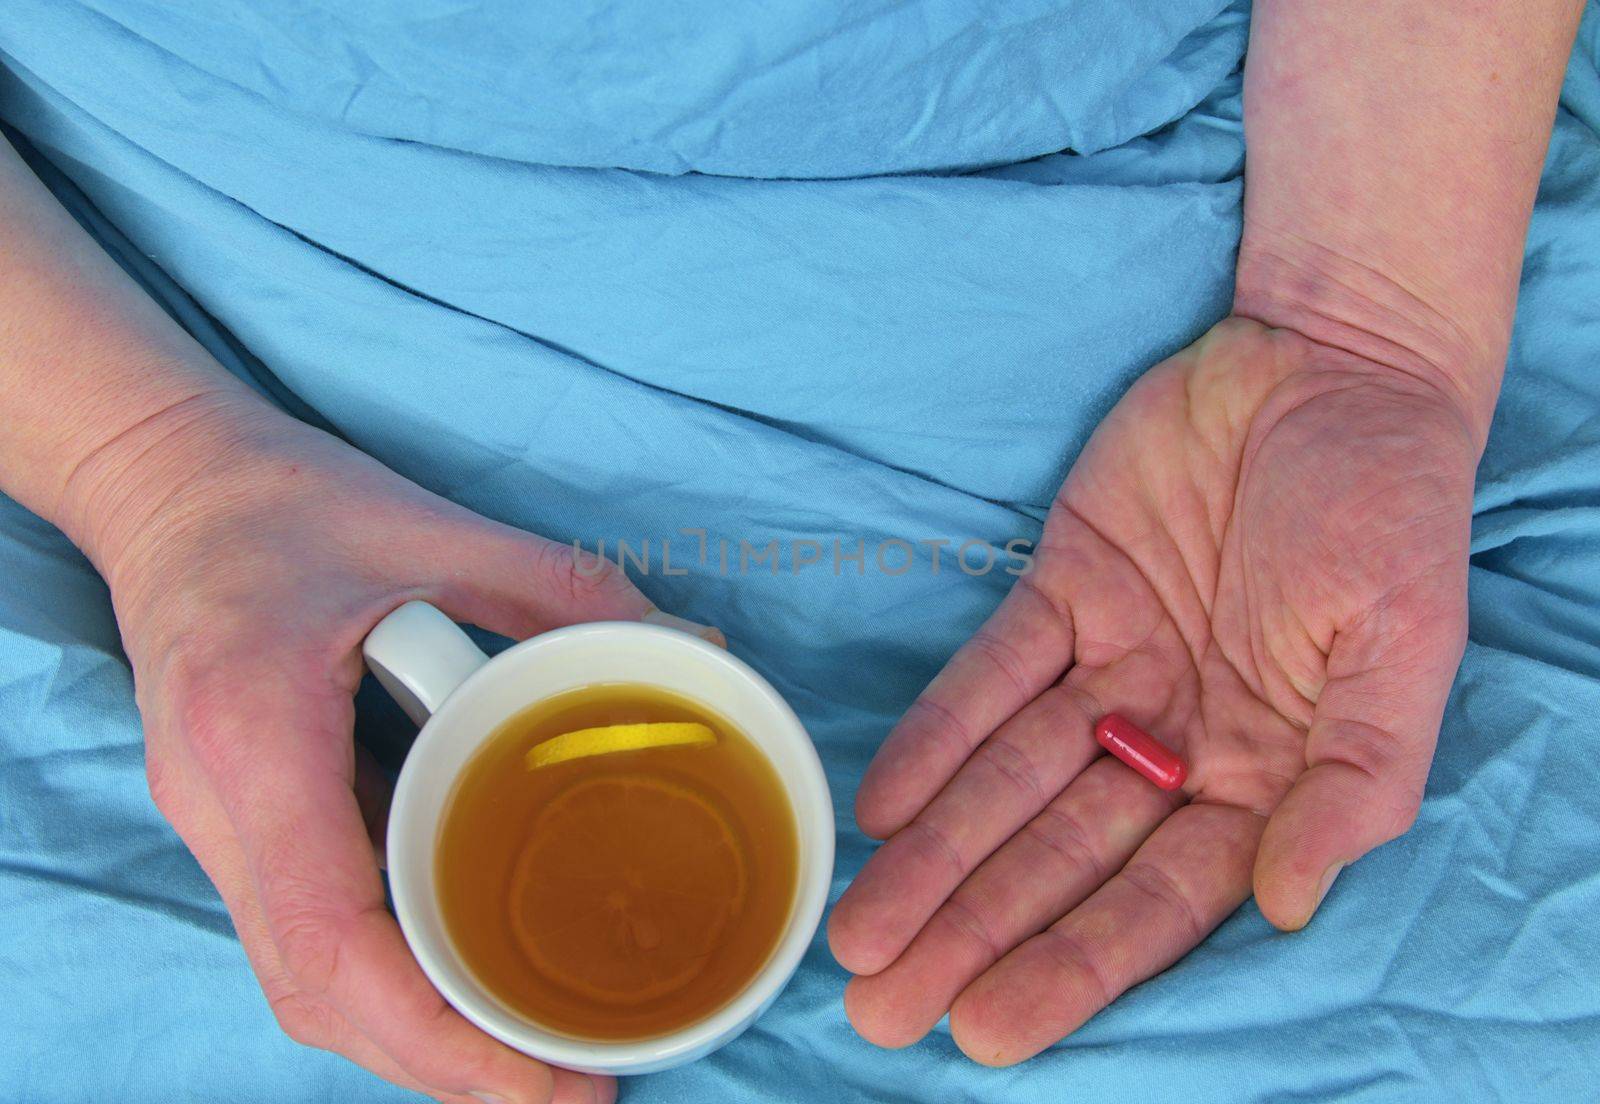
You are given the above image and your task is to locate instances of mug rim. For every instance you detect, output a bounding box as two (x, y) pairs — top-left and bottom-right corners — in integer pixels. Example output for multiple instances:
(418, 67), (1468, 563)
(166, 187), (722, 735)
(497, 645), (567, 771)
(385, 621), (834, 1073)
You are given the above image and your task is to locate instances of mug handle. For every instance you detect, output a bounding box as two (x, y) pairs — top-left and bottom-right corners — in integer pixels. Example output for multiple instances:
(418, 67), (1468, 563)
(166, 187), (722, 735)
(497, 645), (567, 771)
(362, 601), (490, 726)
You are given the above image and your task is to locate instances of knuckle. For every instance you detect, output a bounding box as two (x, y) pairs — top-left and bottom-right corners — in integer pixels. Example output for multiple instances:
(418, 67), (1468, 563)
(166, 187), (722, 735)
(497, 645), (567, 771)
(1317, 717), (1406, 781)
(897, 695), (971, 761)
(1120, 861), (1205, 944)
(1036, 928), (1113, 1009)
(904, 819), (964, 879)
(965, 629), (1033, 700)
(385, 996), (503, 1091)
(1015, 570), (1073, 629)
(976, 737), (1048, 810)
(1024, 804), (1106, 882)
(275, 909), (344, 999)
(1314, 719), (1429, 843)
(269, 991), (337, 1050)
(259, 845), (348, 998)
(1375, 786), (1423, 842)
(938, 895), (1004, 962)
(424, 1042), (499, 1092)
(537, 539), (636, 608)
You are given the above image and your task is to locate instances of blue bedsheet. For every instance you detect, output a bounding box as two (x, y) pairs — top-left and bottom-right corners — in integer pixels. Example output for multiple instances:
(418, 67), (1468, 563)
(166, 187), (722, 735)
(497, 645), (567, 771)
(2, 2), (1598, 1100)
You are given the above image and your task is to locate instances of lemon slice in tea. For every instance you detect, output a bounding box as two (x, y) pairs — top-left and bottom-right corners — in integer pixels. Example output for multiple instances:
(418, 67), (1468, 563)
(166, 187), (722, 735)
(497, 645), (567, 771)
(508, 774), (748, 1004)
(524, 722), (715, 770)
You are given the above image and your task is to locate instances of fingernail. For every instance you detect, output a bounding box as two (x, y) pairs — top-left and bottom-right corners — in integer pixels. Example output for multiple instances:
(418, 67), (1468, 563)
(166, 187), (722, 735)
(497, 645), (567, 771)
(1314, 862), (1345, 913)
(642, 609), (726, 648)
(470, 1094), (510, 1104)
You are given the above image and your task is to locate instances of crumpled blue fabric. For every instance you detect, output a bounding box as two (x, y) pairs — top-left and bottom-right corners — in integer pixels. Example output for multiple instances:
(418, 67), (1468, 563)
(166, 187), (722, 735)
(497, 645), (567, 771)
(1, 2), (1597, 1101)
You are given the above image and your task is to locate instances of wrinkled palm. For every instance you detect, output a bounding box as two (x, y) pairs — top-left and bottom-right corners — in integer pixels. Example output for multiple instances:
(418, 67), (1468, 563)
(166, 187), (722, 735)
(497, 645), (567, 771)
(829, 318), (1476, 1066)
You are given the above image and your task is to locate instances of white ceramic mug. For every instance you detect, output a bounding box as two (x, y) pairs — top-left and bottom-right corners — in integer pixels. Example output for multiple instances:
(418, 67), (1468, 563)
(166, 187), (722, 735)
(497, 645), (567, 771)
(362, 600), (834, 1075)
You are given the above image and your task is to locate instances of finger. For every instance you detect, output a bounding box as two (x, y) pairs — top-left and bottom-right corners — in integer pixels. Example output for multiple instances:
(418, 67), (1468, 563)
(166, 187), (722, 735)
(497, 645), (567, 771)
(417, 529), (723, 648)
(272, 984), (498, 1104)
(844, 756), (1181, 1047)
(421, 527), (653, 636)
(182, 676), (558, 1104)
(148, 740), (487, 1104)
(251, 789), (556, 1101)
(1254, 584), (1465, 930)
(950, 802), (1262, 1066)
(830, 682), (1101, 975)
(553, 1067), (613, 1104)
(641, 607), (727, 648)
(855, 573), (1075, 839)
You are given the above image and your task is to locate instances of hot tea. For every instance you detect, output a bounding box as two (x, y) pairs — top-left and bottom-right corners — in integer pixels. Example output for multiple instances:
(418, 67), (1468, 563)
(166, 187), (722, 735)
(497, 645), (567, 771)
(436, 683), (799, 1040)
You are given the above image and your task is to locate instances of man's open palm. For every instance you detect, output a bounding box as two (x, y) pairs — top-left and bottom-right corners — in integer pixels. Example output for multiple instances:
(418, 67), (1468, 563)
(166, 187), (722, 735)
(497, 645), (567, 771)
(829, 318), (1477, 1065)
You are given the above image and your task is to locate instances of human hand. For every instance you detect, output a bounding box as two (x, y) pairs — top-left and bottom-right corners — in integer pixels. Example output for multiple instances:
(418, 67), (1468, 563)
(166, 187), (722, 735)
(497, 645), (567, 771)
(93, 397), (719, 1103)
(829, 318), (1479, 1065)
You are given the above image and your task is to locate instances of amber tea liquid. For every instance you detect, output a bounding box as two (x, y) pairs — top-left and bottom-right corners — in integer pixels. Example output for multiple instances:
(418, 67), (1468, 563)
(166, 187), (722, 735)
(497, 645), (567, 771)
(436, 683), (799, 1040)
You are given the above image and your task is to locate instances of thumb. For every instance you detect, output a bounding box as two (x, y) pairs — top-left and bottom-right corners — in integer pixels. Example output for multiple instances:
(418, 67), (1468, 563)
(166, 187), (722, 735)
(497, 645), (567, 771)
(1253, 589), (1466, 931)
(422, 524), (723, 645)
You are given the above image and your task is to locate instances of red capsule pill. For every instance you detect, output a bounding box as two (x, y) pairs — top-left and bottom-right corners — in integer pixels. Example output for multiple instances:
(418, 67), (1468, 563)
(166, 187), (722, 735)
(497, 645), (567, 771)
(1095, 714), (1188, 791)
